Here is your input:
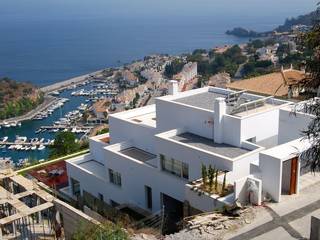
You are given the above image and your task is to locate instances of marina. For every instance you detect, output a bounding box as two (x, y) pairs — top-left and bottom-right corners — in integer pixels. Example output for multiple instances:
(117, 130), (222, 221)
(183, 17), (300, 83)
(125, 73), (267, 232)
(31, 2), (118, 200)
(0, 80), (106, 163)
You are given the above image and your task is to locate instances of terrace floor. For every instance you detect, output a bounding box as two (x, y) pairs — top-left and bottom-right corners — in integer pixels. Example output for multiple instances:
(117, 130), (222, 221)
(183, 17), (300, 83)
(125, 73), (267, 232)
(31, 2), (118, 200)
(173, 91), (226, 111)
(170, 132), (250, 158)
(120, 147), (157, 163)
(78, 159), (106, 180)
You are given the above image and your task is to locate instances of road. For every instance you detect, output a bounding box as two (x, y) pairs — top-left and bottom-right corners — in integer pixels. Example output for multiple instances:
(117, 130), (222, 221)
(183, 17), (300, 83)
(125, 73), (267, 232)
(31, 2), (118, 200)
(226, 178), (320, 240)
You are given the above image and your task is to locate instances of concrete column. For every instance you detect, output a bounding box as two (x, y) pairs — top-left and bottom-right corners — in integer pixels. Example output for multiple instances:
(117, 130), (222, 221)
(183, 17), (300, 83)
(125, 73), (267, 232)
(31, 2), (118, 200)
(37, 198), (42, 223)
(168, 80), (179, 95)
(213, 97), (226, 144)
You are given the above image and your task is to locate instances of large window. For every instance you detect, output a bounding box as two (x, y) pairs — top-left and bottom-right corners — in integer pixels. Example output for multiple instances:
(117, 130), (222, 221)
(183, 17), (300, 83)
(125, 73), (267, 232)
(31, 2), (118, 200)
(108, 169), (122, 186)
(71, 178), (80, 196)
(160, 154), (189, 180)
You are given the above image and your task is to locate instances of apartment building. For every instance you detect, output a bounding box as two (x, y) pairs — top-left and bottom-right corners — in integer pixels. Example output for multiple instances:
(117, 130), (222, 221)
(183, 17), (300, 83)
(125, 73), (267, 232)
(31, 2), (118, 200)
(65, 81), (315, 219)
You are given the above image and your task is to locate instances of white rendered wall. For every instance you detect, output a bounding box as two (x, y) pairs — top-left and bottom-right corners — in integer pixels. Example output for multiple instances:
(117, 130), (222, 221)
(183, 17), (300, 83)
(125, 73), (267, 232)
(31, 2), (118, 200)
(230, 151), (261, 183)
(156, 99), (214, 139)
(102, 146), (187, 213)
(89, 137), (109, 164)
(222, 115), (241, 147)
(155, 134), (234, 181)
(278, 109), (313, 144)
(259, 153), (282, 202)
(109, 107), (158, 154)
(240, 108), (280, 144)
(185, 186), (226, 212)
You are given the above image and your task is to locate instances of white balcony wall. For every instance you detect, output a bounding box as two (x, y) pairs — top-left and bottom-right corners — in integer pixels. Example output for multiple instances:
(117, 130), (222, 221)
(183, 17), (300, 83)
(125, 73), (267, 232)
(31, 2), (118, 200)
(185, 185), (227, 212)
(66, 154), (107, 199)
(89, 135), (109, 164)
(109, 119), (157, 154)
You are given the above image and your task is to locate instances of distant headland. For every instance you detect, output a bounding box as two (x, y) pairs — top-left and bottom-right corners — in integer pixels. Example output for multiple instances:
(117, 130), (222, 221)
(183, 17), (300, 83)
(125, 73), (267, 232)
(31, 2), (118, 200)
(226, 10), (318, 38)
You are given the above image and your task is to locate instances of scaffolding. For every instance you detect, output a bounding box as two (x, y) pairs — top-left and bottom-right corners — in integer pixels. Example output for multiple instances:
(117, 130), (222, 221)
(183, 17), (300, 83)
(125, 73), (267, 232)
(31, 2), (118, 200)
(0, 168), (58, 240)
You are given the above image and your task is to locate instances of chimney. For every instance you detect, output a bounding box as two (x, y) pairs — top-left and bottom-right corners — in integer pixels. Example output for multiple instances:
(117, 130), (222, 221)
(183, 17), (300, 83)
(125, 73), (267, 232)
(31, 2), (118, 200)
(213, 97), (226, 144)
(168, 80), (179, 95)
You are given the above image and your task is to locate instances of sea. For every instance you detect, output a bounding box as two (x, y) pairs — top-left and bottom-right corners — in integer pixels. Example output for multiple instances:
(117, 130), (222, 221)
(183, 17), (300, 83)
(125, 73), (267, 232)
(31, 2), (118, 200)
(0, 0), (317, 163)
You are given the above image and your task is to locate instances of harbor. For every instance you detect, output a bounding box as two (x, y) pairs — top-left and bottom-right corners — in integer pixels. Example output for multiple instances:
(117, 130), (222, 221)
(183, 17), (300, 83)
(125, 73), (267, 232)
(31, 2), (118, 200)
(0, 79), (101, 163)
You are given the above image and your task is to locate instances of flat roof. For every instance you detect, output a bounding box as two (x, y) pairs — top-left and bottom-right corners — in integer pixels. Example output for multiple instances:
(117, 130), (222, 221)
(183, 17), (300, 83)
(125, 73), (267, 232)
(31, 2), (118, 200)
(120, 147), (156, 162)
(78, 160), (106, 180)
(128, 112), (156, 127)
(173, 91), (226, 111)
(170, 132), (250, 158)
(171, 88), (286, 115)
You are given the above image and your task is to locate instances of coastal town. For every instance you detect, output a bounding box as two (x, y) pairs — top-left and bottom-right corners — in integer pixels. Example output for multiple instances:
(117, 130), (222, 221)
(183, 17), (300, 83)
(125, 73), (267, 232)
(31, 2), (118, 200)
(0, 4), (320, 239)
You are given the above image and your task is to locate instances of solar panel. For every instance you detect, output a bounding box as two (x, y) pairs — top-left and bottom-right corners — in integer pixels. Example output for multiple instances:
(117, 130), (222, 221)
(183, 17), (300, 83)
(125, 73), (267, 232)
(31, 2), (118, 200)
(230, 96), (273, 114)
(225, 90), (247, 104)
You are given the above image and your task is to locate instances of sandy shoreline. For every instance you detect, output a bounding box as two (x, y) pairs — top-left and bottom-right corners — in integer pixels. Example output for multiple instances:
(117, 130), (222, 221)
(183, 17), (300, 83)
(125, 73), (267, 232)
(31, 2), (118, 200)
(40, 69), (103, 93)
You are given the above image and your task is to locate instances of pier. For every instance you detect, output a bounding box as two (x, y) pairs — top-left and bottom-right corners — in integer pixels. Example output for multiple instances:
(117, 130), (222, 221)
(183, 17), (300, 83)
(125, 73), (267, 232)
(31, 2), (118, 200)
(40, 70), (103, 93)
(0, 142), (51, 146)
(40, 125), (92, 130)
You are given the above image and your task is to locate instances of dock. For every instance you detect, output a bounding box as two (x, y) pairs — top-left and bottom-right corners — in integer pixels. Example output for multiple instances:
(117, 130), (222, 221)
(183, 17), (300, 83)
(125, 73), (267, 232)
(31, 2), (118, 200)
(40, 125), (93, 130)
(0, 142), (51, 146)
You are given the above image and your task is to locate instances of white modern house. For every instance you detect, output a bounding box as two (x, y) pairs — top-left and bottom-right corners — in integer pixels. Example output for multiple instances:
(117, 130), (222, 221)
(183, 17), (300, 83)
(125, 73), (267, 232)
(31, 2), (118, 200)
(65, 81), (315, 218)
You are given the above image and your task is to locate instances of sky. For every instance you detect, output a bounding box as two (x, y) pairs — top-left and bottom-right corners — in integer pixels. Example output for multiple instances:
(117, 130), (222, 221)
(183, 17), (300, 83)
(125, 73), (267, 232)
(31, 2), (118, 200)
(0, 0), (318, 21)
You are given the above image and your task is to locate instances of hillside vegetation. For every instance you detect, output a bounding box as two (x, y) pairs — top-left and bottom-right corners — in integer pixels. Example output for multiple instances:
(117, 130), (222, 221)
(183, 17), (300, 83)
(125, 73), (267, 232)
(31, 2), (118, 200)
(0, 78), (44, 120)
(276, 10), (319, 32)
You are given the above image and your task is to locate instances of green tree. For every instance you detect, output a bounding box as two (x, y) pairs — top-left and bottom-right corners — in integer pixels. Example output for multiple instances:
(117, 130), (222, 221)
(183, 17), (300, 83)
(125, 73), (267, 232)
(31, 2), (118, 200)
(164, 59), (185, 78)
(299, 4), (320, 171)
(49, 132), (80, 158)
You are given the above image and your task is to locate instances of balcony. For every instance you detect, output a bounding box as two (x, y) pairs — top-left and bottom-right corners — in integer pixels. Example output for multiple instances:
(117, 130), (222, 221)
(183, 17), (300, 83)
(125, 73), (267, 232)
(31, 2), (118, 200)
(105, 142), (158, 168)
(185, 177), (235, 212)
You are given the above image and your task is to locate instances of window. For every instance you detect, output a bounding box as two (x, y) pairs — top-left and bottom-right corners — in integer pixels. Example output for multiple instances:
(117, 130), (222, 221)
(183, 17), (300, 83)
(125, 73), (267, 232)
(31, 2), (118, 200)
(109, 169), (122, 186)
(160, 154), (189, 180)
(71, 178), (80, 196)
(145, 186), (152, 210)
(98, 193), (104, 202)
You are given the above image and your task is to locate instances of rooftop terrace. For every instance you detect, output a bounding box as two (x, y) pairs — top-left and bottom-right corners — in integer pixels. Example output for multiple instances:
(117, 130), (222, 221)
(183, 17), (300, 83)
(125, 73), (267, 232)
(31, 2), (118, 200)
(172, 87), (288, 116)
(174, 91), (225, 111)
(170, 132), (250, 158)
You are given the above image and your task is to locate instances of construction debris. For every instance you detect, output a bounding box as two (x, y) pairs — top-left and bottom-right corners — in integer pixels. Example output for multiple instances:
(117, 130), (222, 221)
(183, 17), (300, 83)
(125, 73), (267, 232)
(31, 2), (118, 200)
(165, 206), (258, 240)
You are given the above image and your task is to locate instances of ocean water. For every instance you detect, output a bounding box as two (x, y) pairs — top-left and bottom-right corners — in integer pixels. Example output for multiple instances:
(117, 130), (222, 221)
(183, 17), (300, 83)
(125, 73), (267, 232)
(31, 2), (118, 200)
(0, 0), (317, 86)
(0, 0), (318, 162)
